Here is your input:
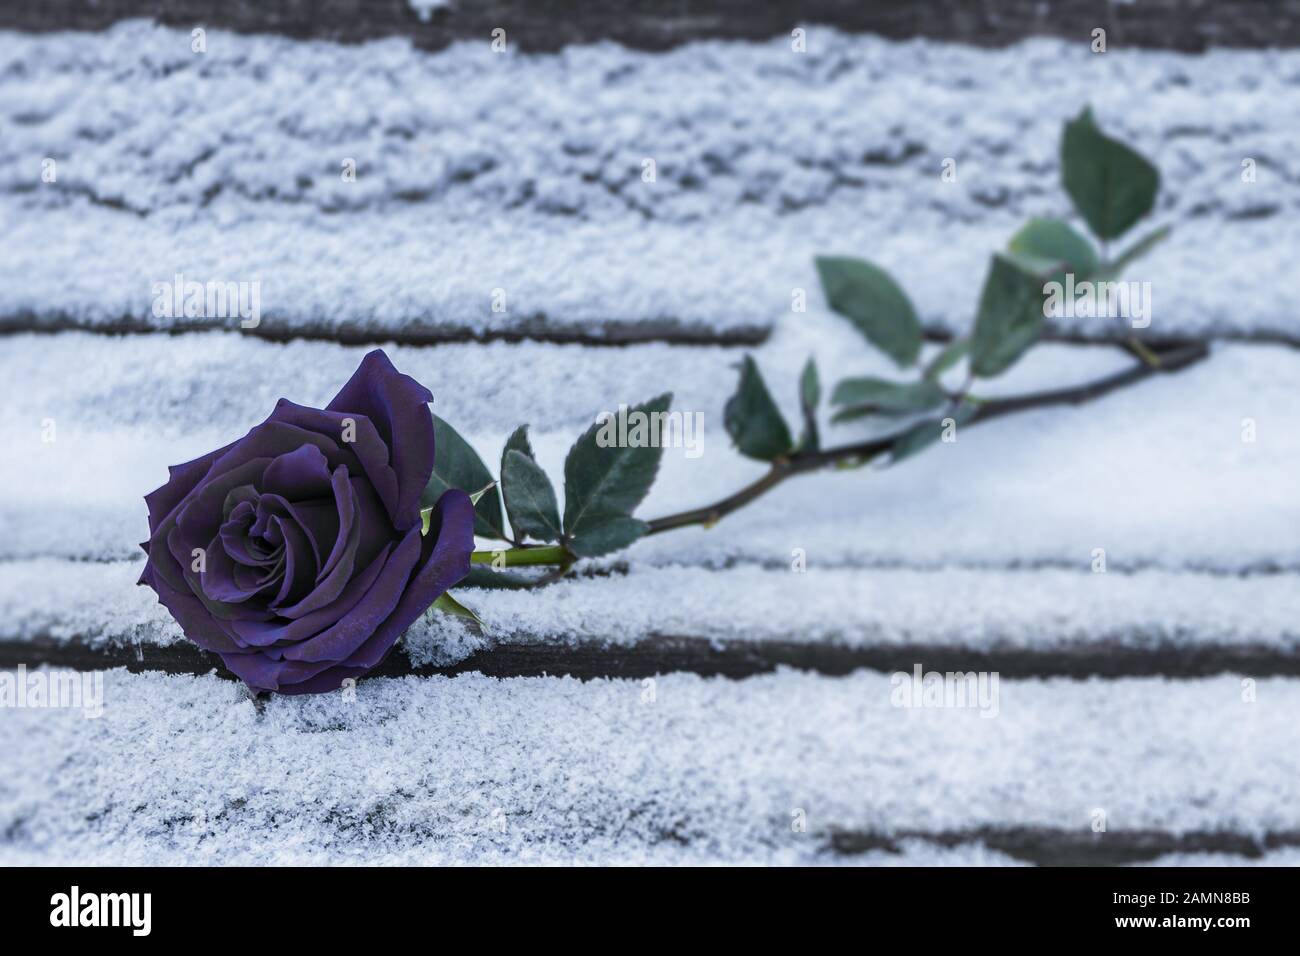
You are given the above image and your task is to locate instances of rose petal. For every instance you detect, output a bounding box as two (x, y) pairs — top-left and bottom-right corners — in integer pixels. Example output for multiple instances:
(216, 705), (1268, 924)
(268, 514), (318, 611)
(218, 649), (337, 693)
(269, 478), (361, 621)
(277, 526), (423, 663)
(174, 458), (274, 556)
(201, 533), (274, 604)
(336, 489), (475, 671)
(261, 443), (334, 502)
(139, 562), (246, 656)
(219, 501), (275, 567)
(325, 349), (435, 530)
(268, 399), (402, 528)
(226, 542), (393, 648)
(143, 440), (236, 536)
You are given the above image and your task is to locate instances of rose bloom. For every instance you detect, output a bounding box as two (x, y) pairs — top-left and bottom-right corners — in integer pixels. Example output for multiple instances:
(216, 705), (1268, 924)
(139, 350), (474, 694)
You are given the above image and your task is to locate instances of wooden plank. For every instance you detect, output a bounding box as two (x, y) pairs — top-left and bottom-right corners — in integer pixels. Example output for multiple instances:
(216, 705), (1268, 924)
(4, 335), (1294, 573)
(0, 315), (769, 349)
(3, 0), (1298, 52)
(3, 668), (1294, 864)
(6, 318), (1298, 350)
(5, 633), (1300, 681)
(830, 827), (1300, 867)
(4, 25), (1294, 345)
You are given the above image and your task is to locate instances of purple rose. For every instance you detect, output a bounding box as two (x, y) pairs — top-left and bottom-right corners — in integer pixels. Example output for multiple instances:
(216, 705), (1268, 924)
(139, 350), (475, 695)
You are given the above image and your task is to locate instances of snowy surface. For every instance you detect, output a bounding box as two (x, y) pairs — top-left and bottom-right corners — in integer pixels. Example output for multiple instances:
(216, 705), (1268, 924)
(0, 559), (183, 648)
(1136, 849), (1300, 867)
(412, 564), (1300, 664)
(1, 21), (1293, 870)
(0, 23), (1296, 339)
(0, 832), (1027, 867)
(1, 669), (1294, 864)
(4, 332), (1298, 574)
(8, 557), (1300, 667)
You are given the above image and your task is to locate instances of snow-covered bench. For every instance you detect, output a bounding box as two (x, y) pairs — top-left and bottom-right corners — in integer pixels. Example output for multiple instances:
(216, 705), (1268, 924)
(2, 14), (1298, 866)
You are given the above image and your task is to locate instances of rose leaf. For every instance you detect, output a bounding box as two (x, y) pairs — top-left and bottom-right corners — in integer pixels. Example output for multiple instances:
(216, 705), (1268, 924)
(430, 590), (484, 631)
(969, 254), (1047, 379)
(566, 515), (649, 558)
(814, 256), (923, 368)
(1061, 106), (1159, 241)
(502, 449), (562, 543)
(1008, 217), (1099, 278)
(562, 393), (670, 556)
(424, 413), (508, 539)
(723, 356), (793, 461)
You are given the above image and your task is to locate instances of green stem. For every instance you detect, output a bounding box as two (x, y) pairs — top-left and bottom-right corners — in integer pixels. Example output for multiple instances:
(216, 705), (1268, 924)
(457, 340), (1209, 574)
(470, 545), (570, 567)
(644, 339), (1209, 538)
(1123, 336), (1164, 369)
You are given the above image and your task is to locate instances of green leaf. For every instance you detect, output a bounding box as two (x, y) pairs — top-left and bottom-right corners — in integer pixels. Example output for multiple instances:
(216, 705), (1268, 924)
(829, 406), (890, 425)
(1008, 217), (1099, 278)
(501, 449), (562, 542)
(1107, 225), (1171, 276)
(815, 256), (923, 367)
(830, 377), (947, 413)
(562, 394), (670, 554)
(421, 483), (492, 534)
(430, 590), (484, 630)
(566, 515), (649, 558)
(499, 424), (544, 541)
(500, 425), (559, 542)
(724, 356), (794, 460)
(502, 424), (534, 462)
(889, 401), (978, 464)
(424, 414), (507, 539)
(969, 255), (1047, 378)
(798, 357), (820, 451)
(1061, 107), (1159, 240)
(923, 338), (970, 381)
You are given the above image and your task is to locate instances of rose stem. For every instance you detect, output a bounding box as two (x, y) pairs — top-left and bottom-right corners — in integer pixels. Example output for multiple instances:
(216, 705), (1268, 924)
(472, 339), (1209, 573)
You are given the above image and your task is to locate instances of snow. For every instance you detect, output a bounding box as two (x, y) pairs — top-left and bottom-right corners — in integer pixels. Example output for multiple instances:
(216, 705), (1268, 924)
(10, 557), (1300, 668)
(3, 332), (1298, 575)
(0, 559), (183, 648)
(0, 22), (1296, 339)
(0, 832), (1027, 867)
(1, 668), (1294, 864)
(408, 0), (451, 21)
(1, 20), (1294, 869)
(407, 564), (1300, 664)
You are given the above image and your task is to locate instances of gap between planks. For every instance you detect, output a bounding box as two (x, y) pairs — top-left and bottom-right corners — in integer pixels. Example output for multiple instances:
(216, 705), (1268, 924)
(1, 319), (1293, 350)
(0, 0), (1290, 52)
(828, 827), (1300, 867)
(4, 634), (1299, 682)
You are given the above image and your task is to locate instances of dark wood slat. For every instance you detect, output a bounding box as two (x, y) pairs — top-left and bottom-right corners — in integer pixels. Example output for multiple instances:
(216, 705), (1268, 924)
(4, 634), (1298, 682)
(5, 319), (1297, 350)
(0, 315), (769, 348)
(3, 0), (1299, 52)
(830, 827), (1300, 866)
